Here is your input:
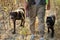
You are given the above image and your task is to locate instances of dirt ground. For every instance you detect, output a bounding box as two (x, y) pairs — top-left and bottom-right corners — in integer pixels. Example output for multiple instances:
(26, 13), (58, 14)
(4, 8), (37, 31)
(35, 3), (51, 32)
(0, 0), (60, 40)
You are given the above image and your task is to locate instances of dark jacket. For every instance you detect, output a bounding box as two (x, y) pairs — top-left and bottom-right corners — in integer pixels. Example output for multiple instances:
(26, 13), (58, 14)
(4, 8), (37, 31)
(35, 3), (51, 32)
(39, 0), (46, 5)
(28, 0), (46, 5)
(28, 0), (36, 7)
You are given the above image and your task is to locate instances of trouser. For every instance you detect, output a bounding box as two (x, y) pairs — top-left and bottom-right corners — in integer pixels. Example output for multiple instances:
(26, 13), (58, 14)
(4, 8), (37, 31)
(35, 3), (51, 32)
(29, 5), (46, 36)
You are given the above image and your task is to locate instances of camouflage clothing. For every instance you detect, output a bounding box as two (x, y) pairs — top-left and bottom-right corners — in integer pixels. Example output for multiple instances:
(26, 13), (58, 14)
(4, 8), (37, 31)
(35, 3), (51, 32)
(28, 0), (46, 39)
(37, 5), (45, 36)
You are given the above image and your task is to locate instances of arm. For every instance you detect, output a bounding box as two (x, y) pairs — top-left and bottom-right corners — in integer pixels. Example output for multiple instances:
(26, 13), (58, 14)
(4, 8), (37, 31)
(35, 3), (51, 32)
(47, 0), (50, 10)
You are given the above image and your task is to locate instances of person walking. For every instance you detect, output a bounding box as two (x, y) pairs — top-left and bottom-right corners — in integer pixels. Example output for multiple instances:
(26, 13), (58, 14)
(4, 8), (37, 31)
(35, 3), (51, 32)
(26, 0), (49, 40)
